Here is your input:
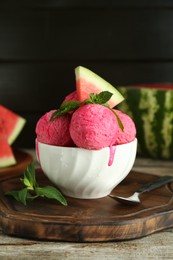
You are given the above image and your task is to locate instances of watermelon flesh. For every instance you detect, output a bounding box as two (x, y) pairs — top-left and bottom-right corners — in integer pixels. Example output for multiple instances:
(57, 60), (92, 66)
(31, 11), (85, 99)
(75, 66), (124, 108)
(0, 136), (16, 167)
(0, 105), (26, 145)
(0, 105), (26, 167)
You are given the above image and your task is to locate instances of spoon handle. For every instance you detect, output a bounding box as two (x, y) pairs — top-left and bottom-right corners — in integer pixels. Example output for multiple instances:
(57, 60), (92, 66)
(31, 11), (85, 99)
(137, 175), (173, 194)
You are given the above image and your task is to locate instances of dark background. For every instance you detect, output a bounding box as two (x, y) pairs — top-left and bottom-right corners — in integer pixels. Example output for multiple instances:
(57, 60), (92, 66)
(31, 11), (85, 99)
(1, 0), (173, 148)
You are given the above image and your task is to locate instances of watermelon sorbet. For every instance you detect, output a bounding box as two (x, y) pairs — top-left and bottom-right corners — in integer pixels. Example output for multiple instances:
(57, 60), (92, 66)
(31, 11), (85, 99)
(35, 101), (136, 149)
(113, 110), (136, 145)
(35, 110), (73, 146)
(69, 104), (119, 150)
(34, 66), (138, 200)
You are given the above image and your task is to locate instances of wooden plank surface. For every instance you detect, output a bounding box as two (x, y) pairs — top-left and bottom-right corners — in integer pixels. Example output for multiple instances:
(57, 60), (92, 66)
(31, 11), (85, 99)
(0, 230), (173, 260)
(0, 152), (173, 259)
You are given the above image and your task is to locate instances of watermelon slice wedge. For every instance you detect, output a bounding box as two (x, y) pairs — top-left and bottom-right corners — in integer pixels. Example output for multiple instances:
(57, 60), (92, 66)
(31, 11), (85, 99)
(0, 105), (26, 168)
(75, 66), (124, 108)
(0, 105), (26, 145)
(0, 136), (16, 167)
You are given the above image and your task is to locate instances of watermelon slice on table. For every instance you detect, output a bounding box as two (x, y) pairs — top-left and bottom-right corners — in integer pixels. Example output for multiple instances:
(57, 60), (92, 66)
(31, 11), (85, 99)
(75, 66), (124, 108)
(0, 105), (26, 145)
(0, 105), (26, 167)
(0, 135), (16, 167)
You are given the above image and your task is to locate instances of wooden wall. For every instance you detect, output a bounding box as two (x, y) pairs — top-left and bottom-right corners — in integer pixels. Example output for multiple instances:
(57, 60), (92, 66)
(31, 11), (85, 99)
(1, 0), (173, 148)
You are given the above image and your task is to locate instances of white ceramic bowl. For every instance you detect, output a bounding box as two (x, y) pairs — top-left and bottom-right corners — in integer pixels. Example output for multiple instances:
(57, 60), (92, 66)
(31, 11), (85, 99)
(36, 138), (137, 199)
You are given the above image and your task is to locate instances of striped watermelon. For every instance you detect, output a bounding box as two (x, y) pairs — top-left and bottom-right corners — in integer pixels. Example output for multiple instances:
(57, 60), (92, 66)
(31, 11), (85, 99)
(117, 84), (173, 160)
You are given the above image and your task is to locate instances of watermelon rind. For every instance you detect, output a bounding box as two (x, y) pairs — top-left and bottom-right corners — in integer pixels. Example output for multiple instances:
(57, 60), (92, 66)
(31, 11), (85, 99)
(0, 155), (16, 167)
(117, 86), (173, 160)
(8, 117), (26, 145)
(0, 105), (26, 145)
(75, 66), (125, 107)
(0, 138), (16, 168)
(0, 105), (25, 167)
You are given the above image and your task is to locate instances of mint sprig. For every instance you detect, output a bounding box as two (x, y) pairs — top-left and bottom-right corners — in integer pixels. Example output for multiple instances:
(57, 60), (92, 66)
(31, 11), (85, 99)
(5, 161), (67, 206)
(51, 100), (81, 121)
(50, 91), (124, 131)
(51, 91), (112, 121)
(112, 110), (124, 131)
(85, 91), (113, 105)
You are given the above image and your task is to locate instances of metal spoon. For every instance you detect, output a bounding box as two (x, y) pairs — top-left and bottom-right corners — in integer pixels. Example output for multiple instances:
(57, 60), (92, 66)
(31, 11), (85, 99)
(109, 175), (173, 205)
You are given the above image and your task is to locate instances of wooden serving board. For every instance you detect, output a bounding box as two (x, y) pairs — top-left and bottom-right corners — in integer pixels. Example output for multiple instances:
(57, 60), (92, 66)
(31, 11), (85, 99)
(0, 170), (173, 242)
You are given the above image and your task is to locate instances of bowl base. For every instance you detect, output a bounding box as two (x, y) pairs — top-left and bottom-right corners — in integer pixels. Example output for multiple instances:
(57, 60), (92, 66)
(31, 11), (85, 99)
(61, 190), (110, 200)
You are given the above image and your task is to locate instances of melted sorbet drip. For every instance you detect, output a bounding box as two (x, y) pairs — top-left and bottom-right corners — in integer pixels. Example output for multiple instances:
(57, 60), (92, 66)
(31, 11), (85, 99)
(108, 146), (116, 166)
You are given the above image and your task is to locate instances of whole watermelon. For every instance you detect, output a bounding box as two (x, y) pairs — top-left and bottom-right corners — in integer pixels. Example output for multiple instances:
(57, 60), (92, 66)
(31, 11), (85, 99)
(117, 84), (173, 160)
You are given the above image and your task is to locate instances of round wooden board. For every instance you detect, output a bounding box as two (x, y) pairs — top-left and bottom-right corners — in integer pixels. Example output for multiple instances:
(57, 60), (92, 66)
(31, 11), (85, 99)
(0, 170), (173, 242)
(0, 149), (33, 180)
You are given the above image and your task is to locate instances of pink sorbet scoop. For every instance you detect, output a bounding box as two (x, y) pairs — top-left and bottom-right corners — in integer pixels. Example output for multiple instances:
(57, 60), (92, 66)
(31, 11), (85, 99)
(35, 110), (73, 146)
(113, 109), (136, 145)
(62, 91), (78, 103)
(70, 104), (119, 150)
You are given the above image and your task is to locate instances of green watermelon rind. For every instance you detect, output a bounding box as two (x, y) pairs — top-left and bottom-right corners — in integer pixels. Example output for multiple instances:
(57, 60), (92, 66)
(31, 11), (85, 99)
(8, 117), (26, 145)
(0, 105), (26, 167)
(117, 86), (173, 160)
(75, 66), (125, 107)
(0, 155), (16, 167)
(0, 138), (17, 167)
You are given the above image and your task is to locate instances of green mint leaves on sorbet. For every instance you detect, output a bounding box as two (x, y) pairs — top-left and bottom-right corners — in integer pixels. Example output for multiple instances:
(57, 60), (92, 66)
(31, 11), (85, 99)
(51, 100), (81, 121)
(85, 91), (113, 105)
(51, 91), (112, 121)
(51, 91), (124, 131)
(5, 161), (67, 206)
(112, 110), (124, 131)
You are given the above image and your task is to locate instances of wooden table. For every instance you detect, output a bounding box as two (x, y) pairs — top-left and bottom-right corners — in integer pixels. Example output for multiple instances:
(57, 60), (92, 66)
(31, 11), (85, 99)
(0, 150), (173, 260)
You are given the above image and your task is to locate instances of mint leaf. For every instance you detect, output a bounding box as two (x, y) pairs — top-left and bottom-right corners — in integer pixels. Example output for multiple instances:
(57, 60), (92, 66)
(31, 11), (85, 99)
(90, 91), (113, 104)
(50, 91), (114, 121)
(5, 161), (67, 206)
(49, 91), (124, 131)
(6, 188), (28, 206)
(20, 161), (37, 189)
(112, 109), (124, 131)
(50, 101), (81, 120)
(6, 189), (38, 205)
(25, 193), (39, 202)
(85, 91), (113, 105)
(36, 186), (67, 206)
(18, 188), (28, 205)
(5, 190), (21, 201)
